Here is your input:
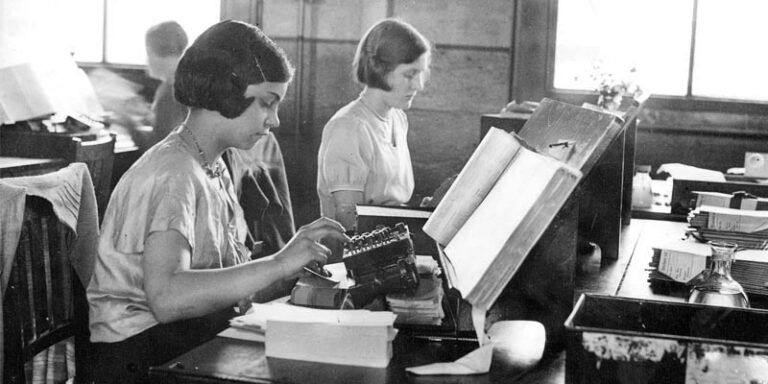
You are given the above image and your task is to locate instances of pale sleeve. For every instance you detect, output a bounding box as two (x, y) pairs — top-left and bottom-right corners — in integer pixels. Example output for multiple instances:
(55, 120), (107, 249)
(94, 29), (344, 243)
(110, 168), (199, 255)
(146, 174), (197, 250)
(319, 116), (375, 193)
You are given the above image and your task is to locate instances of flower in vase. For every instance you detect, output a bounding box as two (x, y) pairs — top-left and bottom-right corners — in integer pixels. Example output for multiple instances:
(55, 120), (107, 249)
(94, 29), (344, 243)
(590, 65), (642, 111)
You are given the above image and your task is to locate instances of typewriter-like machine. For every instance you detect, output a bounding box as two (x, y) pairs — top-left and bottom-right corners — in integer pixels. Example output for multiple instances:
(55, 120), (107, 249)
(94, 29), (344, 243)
(292, 222), (421, 309)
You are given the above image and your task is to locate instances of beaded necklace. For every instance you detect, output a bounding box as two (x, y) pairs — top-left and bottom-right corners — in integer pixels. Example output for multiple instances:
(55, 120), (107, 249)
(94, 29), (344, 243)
(181, 125), (225, 178)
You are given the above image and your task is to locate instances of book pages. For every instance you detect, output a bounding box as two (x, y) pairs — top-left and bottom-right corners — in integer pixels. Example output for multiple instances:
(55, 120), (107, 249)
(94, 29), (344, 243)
(444, 149), (564, 298)
(423, 127), (522, 246)
(0, 63), (55, 123)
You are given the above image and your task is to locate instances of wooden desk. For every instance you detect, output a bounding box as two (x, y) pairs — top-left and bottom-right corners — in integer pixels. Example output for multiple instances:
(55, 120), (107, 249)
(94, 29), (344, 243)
(150, 219), (698, 384)
(149, 335), (543, 384)
(0, 156), (67, 177)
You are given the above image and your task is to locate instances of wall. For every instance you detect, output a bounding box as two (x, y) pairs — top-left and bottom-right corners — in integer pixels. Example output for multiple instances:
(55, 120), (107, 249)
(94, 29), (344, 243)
(257, 0), (515, 226)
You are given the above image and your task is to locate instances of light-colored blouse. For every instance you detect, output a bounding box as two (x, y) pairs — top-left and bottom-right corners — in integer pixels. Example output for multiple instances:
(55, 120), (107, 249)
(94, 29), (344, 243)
(316, 97), (414, 218)
(87, 131), (249, 343)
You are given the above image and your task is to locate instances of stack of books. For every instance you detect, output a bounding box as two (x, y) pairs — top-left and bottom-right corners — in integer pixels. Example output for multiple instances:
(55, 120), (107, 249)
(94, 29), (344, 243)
(648, 239), (768, 297)
(229, 302), (397, 367)
(688, 206), (768, 250)
(385, 275), (445, 326)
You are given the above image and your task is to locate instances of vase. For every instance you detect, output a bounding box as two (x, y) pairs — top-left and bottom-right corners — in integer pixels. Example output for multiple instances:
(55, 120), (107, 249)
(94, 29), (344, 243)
(687, 241), (750, 308)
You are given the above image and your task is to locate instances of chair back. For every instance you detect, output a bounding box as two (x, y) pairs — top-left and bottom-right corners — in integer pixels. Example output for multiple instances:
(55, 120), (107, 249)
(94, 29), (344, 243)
(75, 133), (116, 221)
(0, 130), (116, 221)
(2, 196), (91, 384)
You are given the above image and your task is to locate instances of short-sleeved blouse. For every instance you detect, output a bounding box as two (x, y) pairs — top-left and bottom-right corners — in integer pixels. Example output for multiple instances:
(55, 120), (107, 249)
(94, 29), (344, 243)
(316, 97), (414, 218)
(87, 131), (249, 343)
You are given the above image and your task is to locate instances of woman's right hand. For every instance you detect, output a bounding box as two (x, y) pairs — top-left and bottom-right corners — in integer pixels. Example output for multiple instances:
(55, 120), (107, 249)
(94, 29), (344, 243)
(273, 217), (349, 280)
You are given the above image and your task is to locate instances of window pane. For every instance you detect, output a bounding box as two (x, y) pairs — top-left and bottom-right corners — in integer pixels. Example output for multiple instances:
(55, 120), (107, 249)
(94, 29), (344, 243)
(0, 0), (102, 65)
(554, 0), (693, 96)
(63, 0), (104, 63)
(105, 0), (220, 65)
(693, 0), (768, 101)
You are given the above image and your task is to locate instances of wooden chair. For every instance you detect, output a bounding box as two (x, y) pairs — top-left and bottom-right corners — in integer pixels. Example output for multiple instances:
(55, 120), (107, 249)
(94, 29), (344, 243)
(0, 130), (117, 221)
(3, 195), (91, 384)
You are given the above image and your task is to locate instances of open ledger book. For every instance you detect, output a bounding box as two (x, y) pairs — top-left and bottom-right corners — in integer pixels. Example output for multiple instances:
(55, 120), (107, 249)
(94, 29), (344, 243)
(423, 127), (582, 310)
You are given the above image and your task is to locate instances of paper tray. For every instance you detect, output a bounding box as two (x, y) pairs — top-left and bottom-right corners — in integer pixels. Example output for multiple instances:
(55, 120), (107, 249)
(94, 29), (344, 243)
(564, 294), (768, 383)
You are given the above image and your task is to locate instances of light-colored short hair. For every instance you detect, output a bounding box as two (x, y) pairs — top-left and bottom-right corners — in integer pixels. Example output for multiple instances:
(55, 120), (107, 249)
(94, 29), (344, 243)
(353, 19), (431, 91)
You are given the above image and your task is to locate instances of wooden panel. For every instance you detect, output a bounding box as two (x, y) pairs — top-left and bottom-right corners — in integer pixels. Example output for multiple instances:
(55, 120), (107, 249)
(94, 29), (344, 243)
(303, 0), (387, 40)
(415, 47), (509, 113)
(408, 109), (481, 198)
(394, 0), (514, 47)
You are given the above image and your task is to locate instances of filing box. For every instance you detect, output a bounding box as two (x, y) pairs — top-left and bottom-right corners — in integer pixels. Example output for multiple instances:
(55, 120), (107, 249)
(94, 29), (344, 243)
(565, 294), (768, 383)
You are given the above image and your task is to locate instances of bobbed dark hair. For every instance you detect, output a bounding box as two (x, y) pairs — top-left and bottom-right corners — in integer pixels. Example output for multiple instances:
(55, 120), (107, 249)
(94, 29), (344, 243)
(146, 21), (188, 58)
(353, 19), (431, 91)
(175, 20), (294, 119)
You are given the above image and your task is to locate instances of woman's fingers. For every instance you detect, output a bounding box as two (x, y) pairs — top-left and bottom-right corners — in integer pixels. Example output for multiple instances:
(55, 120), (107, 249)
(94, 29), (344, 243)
(301, 217), (350, 243)
(308, 241), (330, 264)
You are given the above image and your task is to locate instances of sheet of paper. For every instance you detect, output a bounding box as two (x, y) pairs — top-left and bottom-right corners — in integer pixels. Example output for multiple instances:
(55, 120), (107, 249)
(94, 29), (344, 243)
(658, 249), (707, 283)
(231, 302), (396, 331)
(405, 343), (493, 375)
(658, 163), (725, 182)
(472, 306), (490, 346)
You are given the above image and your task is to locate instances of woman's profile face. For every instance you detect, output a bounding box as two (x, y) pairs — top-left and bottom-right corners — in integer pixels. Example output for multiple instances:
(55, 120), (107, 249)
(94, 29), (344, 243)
(224, 81), (289, 150)
(382, 53), (430, 110)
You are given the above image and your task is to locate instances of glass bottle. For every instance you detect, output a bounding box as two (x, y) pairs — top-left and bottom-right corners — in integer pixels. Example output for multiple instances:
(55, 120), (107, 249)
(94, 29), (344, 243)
(687, 241), (750, 308)
(631, 165), (653, 209)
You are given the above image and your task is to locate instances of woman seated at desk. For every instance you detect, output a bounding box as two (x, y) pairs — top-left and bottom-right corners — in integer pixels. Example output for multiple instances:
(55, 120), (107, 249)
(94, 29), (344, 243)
(316, 18), (431, 233)
(86, 20), (347, 384)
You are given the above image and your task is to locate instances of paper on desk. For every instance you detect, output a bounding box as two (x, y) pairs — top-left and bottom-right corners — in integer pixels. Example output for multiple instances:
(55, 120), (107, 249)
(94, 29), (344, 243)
(657, 163), (725, 182)
(657, 241), (709, 283)
(405, 343), (494, 375)
(230, 302), (396, 331)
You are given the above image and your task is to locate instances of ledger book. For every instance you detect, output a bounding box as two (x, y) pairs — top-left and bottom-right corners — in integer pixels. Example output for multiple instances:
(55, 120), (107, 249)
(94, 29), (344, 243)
(423, 127), (582, 310)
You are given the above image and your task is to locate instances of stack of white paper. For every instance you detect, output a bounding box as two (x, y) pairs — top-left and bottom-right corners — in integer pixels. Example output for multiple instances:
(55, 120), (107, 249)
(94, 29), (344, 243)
(231, 303), (398, 367)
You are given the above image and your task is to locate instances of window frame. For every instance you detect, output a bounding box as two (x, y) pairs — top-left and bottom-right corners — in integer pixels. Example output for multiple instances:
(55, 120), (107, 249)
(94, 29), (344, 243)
(542, 0), (768, 115)
(75, 0), (241, 69)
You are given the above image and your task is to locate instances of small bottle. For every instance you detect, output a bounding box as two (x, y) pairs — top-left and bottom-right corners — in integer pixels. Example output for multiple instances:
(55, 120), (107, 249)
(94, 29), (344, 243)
(687, 241), (750, 308)
(631, 165), (653, 209)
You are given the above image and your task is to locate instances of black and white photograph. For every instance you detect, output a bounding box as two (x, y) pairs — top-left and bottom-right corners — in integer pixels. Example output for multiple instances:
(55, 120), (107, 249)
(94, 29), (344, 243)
(2, 1), (768, 383)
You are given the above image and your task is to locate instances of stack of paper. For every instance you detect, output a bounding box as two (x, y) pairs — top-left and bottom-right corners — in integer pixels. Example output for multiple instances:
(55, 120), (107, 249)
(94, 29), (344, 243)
(648, 238), (768, 296)
(688, 206), (768, 250)
(694, 191), (768, 211)
(230, 302), (397, 367)
(386, 275), (445, 325)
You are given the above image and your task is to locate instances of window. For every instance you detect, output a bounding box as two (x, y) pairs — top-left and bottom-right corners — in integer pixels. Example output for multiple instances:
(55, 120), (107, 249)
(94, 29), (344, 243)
(554, 0), (768, 102)
(43, 0), (221, 65)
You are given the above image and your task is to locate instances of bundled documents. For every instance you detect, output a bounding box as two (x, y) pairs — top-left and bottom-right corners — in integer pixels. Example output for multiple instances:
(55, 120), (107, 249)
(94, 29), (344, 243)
(648, 238), (768, 296)
(688, 205), (768, 250)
